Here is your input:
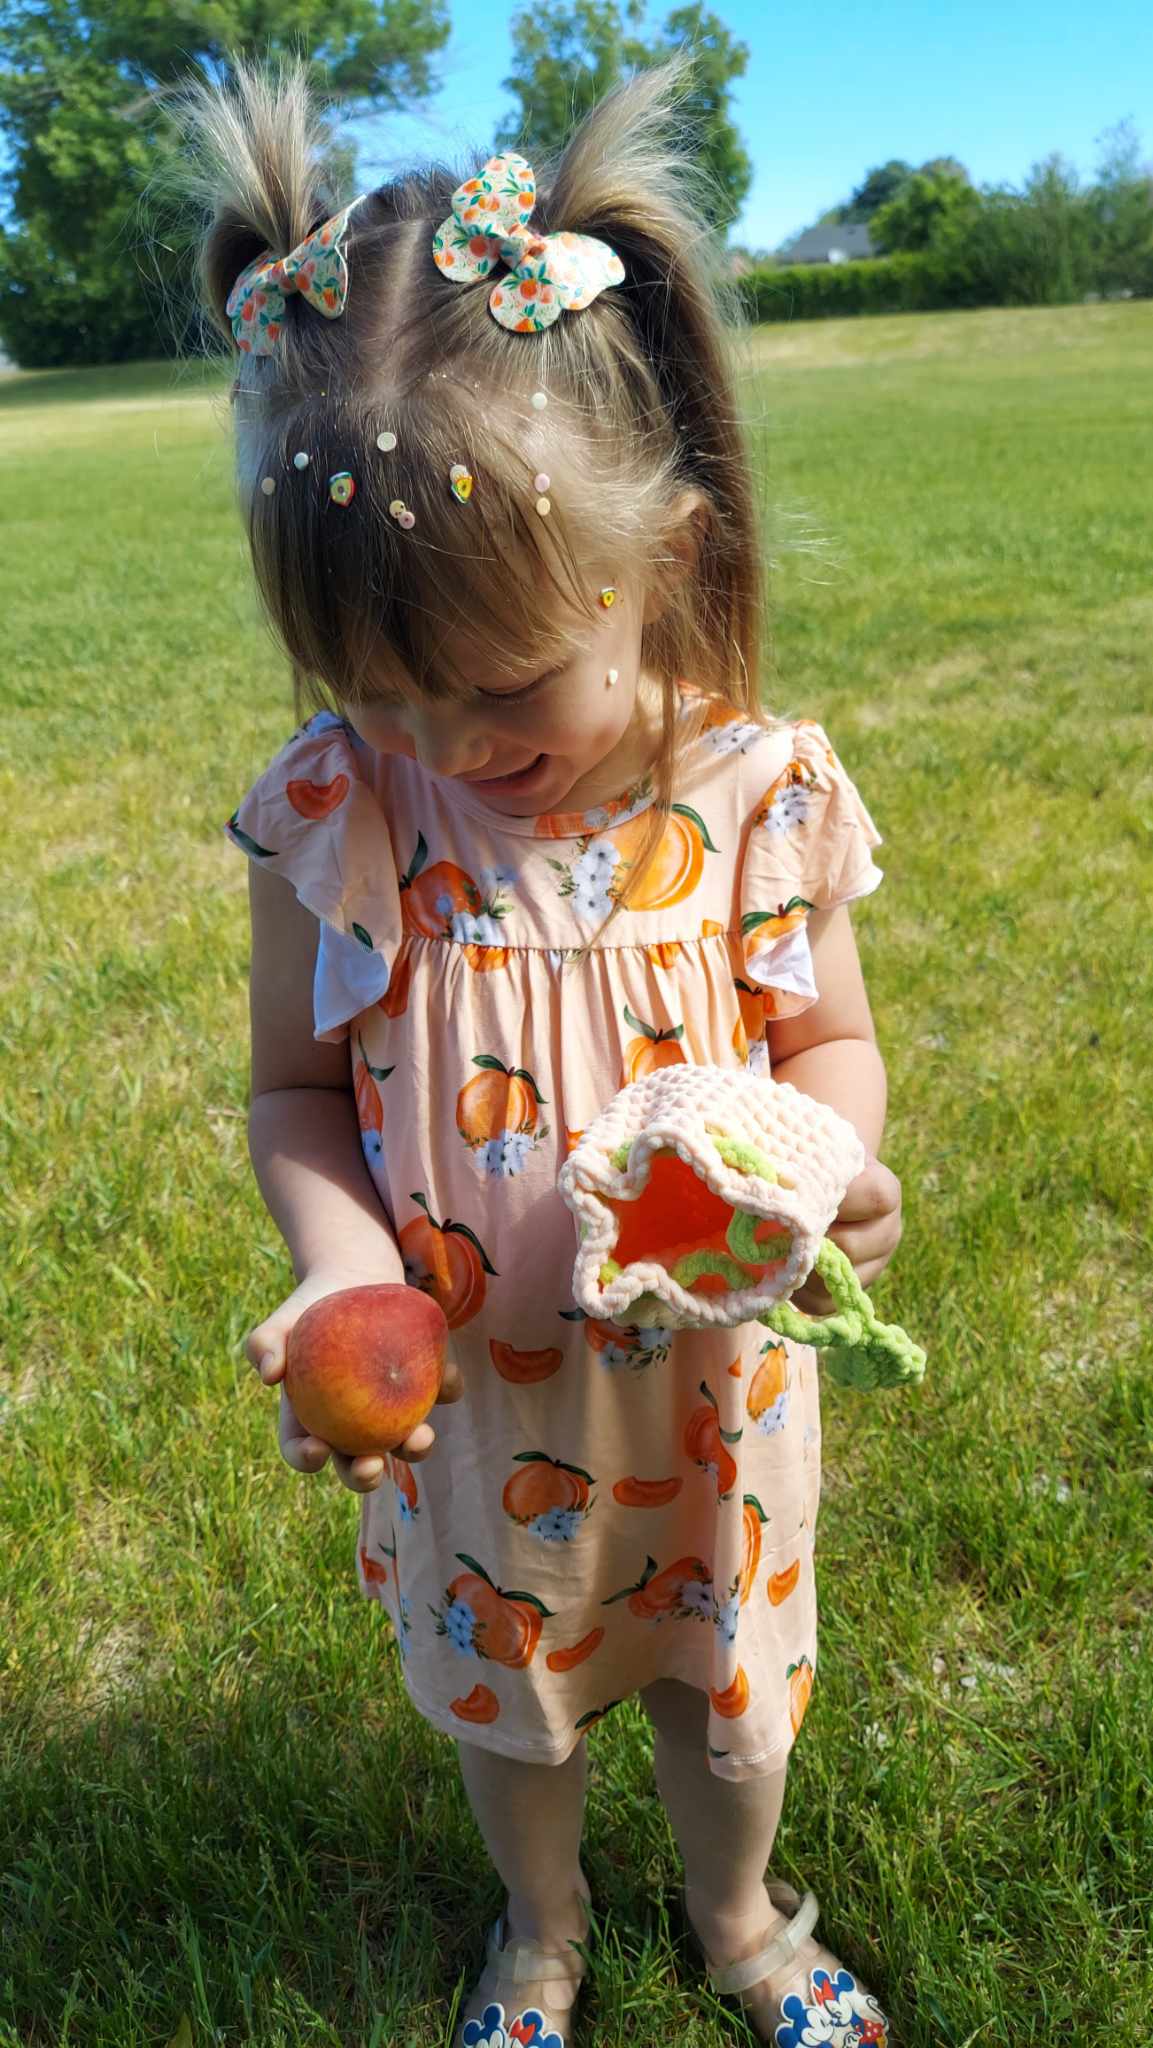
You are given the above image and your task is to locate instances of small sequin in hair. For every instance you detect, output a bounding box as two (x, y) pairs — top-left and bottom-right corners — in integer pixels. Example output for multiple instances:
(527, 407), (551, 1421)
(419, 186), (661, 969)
(164, 52), (785, 909)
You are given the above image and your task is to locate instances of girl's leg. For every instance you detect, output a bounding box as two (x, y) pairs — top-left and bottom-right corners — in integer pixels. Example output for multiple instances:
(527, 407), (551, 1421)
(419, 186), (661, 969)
(642, 1676), (823, 2042)
(454, 1737), (593, 2028)
(642, 1676), (788, 1930)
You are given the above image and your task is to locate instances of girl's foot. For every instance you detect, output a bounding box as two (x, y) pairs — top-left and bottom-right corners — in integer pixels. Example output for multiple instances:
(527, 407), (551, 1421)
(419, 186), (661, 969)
(684, 1878), (891, 2045)
(453, 1880), (593, 2048)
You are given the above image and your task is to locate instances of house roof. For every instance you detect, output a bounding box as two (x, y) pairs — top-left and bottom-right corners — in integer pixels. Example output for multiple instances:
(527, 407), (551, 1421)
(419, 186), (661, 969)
(782, 222), (877, 264)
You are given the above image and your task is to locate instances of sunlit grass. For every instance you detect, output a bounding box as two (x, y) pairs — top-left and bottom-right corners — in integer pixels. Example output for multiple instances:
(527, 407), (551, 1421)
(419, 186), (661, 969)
(1, 300), (1151, 2046)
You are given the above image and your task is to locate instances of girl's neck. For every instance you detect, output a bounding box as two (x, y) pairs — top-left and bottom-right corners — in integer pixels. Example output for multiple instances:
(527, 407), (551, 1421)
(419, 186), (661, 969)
(555, 672), (668, 814)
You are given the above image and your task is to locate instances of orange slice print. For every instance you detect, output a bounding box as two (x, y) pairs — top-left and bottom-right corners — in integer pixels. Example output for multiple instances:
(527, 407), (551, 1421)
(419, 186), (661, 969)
(546, 1629), (605, 1672)
(450, 1684), (501, 1724)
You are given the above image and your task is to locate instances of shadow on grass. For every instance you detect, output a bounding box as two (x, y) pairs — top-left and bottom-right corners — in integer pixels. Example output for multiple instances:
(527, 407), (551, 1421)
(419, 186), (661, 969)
(0, 357), (228, 412)
(0, 1685), (703, 2048)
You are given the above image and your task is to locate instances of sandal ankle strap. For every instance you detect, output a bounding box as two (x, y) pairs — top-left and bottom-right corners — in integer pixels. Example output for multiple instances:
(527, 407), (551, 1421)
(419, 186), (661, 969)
(487, 1915), (590, 1984)
(706, 1888), (821, 1998)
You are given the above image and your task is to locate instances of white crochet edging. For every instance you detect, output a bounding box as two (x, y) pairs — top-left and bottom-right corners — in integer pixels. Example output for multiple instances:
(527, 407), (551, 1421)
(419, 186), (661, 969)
(558, 1066), (866, 1329)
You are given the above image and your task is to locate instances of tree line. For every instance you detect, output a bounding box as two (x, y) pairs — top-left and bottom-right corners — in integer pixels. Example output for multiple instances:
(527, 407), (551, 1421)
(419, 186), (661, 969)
(0, 0), (1148, 369)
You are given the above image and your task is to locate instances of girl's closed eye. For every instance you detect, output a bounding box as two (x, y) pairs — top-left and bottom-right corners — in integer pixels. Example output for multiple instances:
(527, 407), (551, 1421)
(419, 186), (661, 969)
(478, 664), (566, 707)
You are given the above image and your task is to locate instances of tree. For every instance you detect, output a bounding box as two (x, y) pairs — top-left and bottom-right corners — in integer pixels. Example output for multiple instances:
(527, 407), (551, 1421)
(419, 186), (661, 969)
(839, 160), (914, 223)
(498, 0), (751, 232)
(1085, 117), (1153, 296)
(870, 168), (979, 255)
(0, 0), (451, 368)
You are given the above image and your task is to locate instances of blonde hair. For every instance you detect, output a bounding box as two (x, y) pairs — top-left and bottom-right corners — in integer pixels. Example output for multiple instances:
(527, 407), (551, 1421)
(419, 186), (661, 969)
(162, 51), (791, 927)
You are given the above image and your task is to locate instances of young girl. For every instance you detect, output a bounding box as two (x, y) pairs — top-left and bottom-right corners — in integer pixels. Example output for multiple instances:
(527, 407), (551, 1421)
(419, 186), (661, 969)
(179, 51), (904, 2047)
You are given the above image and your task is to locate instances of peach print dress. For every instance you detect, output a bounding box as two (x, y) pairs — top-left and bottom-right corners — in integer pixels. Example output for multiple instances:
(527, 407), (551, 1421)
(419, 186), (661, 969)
(224, 690), (885, 1780)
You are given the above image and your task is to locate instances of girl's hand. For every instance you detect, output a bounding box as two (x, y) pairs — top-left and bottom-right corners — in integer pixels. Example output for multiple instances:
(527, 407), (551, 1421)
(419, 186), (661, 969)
(791, 1154), (904, 1318)
(243, 1267), (464, 1492)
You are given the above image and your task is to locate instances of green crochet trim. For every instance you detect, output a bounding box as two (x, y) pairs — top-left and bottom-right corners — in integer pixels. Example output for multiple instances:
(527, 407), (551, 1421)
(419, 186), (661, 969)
(599, 1258), (622, 1285)
(757, 1239), (927, 1391)
(670, 1249), (750, 1291)
(711, 1134), (779, 1182)
(609, 1141), (632, 1172)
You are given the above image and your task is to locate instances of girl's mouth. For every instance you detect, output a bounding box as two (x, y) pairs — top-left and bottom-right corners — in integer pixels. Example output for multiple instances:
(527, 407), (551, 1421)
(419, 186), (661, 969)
(461, 753), (548, 796)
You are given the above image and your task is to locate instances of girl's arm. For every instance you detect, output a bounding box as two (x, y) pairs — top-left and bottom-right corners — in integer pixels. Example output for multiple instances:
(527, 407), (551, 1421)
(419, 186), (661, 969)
(248, 1087), (405, 1285)
(768, 1037), (887, 1159)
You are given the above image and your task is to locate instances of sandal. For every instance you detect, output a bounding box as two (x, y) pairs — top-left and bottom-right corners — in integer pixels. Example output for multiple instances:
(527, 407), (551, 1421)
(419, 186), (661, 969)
(679, 1877), (892, 2046)
(453, 1898), (592, 2048)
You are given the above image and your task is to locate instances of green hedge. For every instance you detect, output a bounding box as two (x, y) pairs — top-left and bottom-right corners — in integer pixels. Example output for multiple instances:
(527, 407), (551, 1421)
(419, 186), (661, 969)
(737, 253), (955, 323)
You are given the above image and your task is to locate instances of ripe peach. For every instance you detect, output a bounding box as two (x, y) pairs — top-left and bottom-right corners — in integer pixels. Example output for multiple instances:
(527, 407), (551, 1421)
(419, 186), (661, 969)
(285, 1283), (447, 1459)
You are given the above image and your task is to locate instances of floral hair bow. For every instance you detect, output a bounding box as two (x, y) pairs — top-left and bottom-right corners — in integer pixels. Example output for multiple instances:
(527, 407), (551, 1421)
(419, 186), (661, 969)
(432, 151), (625, 332)
(226, 194), (369, 356)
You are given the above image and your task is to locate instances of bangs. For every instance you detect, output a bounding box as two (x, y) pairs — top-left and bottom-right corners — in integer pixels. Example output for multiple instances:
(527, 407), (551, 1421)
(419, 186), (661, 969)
(246, 372), (636, 711)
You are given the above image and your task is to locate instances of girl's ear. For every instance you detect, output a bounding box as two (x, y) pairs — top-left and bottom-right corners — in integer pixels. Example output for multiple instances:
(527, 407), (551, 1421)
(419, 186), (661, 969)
(642, 488), (712, 626)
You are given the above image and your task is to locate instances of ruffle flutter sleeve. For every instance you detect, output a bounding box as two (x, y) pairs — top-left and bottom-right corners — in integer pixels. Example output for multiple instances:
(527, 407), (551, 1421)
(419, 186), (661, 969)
(738, 718), (885, 1019)
(223, 709), (402, 1045)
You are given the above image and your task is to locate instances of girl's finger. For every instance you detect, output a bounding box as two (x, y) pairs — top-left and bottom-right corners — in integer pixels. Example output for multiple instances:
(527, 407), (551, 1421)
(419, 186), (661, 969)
(391, 1421), (436, 1463)
(331, 1448), (386, 1492)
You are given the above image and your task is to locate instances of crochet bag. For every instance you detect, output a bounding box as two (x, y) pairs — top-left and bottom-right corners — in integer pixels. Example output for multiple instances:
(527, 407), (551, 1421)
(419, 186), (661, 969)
(557, 1066), (926, 1392)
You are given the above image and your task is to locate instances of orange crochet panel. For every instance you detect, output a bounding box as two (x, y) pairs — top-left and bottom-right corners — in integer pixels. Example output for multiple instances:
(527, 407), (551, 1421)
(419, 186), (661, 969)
(602, 1150), (792, 1297)
(559, 1065), (867, 1331)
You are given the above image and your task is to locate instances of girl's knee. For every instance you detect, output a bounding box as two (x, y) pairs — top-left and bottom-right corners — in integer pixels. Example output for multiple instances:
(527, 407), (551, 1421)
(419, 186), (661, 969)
(641, 1676), (709, 1748)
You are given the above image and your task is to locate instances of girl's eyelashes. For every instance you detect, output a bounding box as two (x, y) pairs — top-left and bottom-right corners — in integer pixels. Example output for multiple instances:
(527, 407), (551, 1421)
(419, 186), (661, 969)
(478, 663), (567, 706)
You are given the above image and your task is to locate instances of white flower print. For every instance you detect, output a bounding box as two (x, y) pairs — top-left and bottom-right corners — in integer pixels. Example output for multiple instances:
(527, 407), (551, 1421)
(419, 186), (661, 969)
(678, 1577), (714, 1620)
(480, 863), (519, 892)
(451, 909), (506, 946)
(441, 1596), (480, 1655)
(582, 805), (611, 829)
(575, 840), (619, 882)
(705, 717), (766, 757)
(470, 1130), (535, 1179)
(713, 1588), (740, 1646)
(571, 877), (615, 922)
(758, 781), (815, 841)
(529, 1507), (585, 1543)
(753, 1392), (790, 1437)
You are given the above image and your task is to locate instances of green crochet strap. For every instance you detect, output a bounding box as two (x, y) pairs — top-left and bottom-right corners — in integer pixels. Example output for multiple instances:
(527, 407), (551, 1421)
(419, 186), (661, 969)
(756, 1239), (927, 1392)
(724, 1207), (793, 1268)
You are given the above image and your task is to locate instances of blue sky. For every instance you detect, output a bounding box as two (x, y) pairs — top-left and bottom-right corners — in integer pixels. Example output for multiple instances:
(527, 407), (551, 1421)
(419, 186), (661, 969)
(349, 0), (1151, 250)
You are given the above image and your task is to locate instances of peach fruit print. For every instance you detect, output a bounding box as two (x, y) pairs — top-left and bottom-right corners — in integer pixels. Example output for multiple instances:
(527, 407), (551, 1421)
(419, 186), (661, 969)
(549, 803), (718, 921)
(399, 832), (515, 970)
(431, 1553), (554, 1666)
(562, 1307), (674, 1372)
(747, 1338), (790, 1436)
(620, 1004), (686, 1085)
(602, 1554), (714, 1622)
(457, 1052), (549, 1179)
(684, 1379), (743, 1503)
(399, 1192), (496, 1328)
(501, 1452), (596, 1541)
(353, 1027), (394, 1168)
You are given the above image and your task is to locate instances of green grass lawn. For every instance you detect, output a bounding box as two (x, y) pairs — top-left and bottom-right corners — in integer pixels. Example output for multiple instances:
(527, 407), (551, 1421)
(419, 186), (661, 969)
(2, 300), (1151, 2046)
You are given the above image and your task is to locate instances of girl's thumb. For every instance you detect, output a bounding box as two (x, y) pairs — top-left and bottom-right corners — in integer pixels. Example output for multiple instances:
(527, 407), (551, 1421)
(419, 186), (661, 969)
(244, 1321), (285, 1384)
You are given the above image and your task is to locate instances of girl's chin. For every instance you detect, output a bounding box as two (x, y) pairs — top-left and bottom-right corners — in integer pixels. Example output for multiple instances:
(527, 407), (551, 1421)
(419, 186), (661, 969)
(457, 751), (559, 807)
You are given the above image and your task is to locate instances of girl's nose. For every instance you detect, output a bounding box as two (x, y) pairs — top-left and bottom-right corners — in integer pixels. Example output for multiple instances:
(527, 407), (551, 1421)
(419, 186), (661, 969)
(408, 710), (490, 780)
